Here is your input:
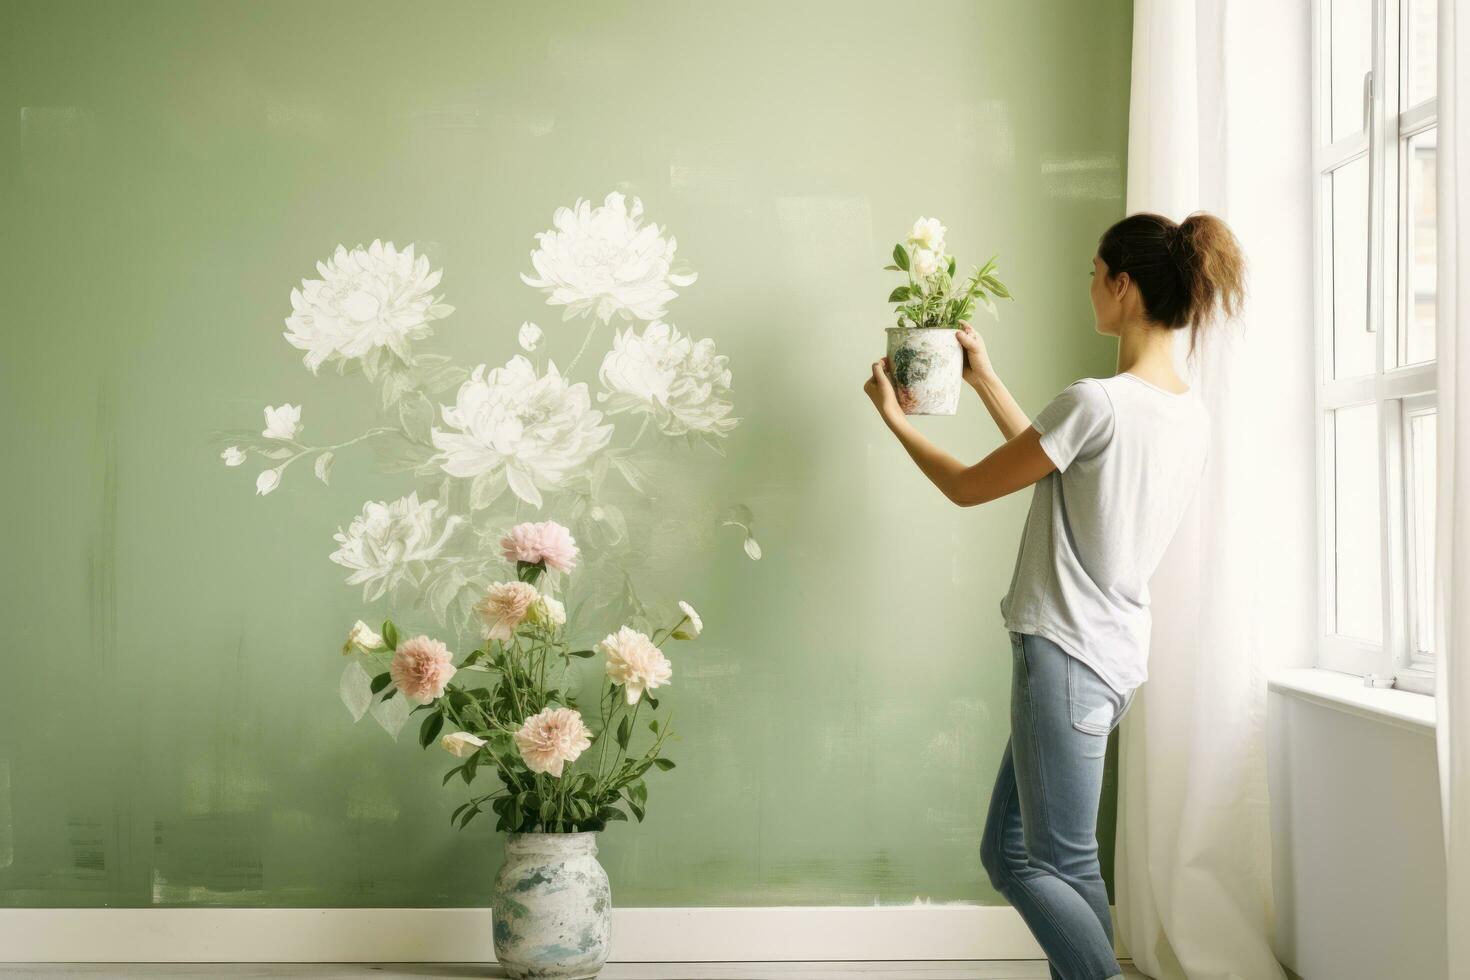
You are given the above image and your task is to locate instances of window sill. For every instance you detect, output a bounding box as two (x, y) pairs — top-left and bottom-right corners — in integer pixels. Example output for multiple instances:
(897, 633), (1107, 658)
(1266, 667), (1436, 736)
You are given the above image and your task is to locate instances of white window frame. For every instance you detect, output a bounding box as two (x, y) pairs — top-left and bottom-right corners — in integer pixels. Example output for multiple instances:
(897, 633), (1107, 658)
(1312, 0), (1439, 694)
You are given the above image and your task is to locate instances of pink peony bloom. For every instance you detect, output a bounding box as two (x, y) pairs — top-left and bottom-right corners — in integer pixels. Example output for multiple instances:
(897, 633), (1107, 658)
(475, 581), (541, 642)
(500, 520), (579, 572)
(598, 625), (673, 705)
(388, 635), (457, 704)
(513, 706), (592, 778)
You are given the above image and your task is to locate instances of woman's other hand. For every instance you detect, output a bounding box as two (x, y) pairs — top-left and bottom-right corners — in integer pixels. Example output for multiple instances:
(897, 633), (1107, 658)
(864, 357), (902, 423)
(956, 321), (995, 387)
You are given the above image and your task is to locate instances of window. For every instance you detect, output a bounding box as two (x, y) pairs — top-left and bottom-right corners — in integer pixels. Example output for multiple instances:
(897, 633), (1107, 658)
(1314, 0), (1439, 693)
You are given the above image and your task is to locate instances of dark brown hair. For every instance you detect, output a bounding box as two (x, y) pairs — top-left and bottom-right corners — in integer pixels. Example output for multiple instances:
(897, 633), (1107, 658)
(1097, 211), (1246, 350)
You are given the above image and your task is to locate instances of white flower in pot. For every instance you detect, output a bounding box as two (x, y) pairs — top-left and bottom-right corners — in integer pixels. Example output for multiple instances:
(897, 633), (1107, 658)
(882, 218), (1012, 415)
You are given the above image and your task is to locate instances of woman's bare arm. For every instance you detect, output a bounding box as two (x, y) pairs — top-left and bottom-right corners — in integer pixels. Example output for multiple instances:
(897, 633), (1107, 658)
(956, 323), (1030, 440)
(969, 371), (1032, 442)
(864, 356), (1054, 507)
(886, 418), (1054, 507)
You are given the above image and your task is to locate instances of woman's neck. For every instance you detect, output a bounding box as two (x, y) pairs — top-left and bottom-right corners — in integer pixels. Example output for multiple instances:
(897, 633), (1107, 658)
(1115, 318), (1189, 392)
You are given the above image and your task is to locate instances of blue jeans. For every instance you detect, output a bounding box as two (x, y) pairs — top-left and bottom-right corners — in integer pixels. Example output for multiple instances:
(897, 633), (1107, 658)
(980, 630), (1137, 980)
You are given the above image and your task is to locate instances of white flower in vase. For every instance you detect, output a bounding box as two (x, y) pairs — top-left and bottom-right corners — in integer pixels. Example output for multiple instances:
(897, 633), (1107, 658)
(441, 731), (488, 758)
(598, 625), (673, 705)
(430, 356), (613, 507)
(530, 594), (566, 628)
(675, 600), (702, 638)
(520, 192), (696, 323)
(329, 492), (459, 602)
(283, 239), (454, 374)
(598, 321), (737, 438)
(342, 620), (384, 655)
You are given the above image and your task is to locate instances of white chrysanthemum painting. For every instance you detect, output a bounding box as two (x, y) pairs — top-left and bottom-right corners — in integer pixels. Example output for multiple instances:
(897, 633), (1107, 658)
(222, 192), (760, 638)
(329, 492), (459, 601)
(521, 192), (696, 324)
(598, 321), (737, 438)
(431, 356), (614, 508)
(284, 239), (455, 373)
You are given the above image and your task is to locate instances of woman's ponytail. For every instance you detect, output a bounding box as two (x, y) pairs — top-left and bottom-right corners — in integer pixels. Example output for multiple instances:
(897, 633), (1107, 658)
(1097, 210), (1247, 351)
(1176, 213), (1245, 330)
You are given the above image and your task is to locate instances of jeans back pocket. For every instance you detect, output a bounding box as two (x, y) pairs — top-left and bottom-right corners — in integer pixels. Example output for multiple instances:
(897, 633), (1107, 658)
(1065, 655), (1118, 737)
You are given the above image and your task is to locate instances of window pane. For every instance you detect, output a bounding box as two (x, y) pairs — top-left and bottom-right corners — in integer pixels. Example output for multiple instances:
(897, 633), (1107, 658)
(1405, 128), (1437, 364)
(1405, 0), (1438, 107)
(1334, 404), (1382, 642)
(1331, 0), (1372, 141)
(1331, 157), (1375, 378)
(1408, 410), (1437, 656)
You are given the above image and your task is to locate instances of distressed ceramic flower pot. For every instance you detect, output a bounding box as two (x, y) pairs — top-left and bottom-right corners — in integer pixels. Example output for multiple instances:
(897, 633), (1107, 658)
(885, 326), (963, 415)
(492, 831), (612, 980)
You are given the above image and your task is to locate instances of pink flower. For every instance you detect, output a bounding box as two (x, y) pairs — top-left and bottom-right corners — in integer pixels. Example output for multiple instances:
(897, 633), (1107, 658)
(500, 520), (579, 572)
(475, 581), (541, 641)
(598, 625), (673, 705)
(388, 635), (457, 704)
(513, 706), (593, 778)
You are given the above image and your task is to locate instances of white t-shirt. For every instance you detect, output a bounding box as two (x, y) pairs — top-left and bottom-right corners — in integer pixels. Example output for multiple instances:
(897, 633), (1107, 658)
(998, 372), (1210, 696)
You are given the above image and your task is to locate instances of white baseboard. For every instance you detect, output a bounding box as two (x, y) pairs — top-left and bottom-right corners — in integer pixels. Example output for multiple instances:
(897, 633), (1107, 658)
(0, 905), (1118, 963)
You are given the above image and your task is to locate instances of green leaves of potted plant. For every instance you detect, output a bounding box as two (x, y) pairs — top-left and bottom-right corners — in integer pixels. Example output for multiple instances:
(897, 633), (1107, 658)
(884, 217), (1012, 415)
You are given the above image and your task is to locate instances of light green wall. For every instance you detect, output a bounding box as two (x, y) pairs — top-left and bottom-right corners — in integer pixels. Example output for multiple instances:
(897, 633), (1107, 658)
(0, 0), (1131, 907)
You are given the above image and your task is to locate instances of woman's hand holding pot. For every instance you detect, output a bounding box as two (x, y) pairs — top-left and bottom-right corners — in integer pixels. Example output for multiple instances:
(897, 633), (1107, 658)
(956, 321), (995, 388)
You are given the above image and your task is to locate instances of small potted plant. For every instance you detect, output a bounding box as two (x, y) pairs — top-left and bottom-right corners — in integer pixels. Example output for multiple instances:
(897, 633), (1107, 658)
(337, 520), (699, 980)
(884, 217), (1011, 415)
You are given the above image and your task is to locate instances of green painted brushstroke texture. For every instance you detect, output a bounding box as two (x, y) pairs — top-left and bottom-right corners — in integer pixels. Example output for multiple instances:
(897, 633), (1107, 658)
(0, 0), (1132, 906)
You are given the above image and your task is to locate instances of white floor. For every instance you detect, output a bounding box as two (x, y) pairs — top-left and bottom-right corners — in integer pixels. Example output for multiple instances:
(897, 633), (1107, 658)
(0, 963), (1150, 979)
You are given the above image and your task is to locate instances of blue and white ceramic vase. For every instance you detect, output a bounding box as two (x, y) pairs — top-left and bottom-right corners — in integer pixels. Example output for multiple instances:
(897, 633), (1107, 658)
(491, 831), (612, 980)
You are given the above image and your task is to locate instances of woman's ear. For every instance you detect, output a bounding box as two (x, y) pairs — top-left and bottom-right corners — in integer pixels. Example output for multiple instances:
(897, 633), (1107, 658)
(1112, 271), (1131, 302)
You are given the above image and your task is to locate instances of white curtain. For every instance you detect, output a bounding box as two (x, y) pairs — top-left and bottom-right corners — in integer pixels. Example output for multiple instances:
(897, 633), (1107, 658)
(1436, 1), (1470, 976)
(1114, 2), (1316, 978)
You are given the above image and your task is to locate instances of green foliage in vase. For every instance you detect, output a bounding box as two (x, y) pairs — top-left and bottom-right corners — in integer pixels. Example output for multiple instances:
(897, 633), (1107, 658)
(884, 216), (1012, 329)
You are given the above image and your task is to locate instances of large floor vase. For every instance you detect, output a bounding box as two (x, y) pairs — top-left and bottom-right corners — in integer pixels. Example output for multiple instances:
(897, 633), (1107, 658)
(491, 831), (612, 979)
(885, 325), (963, 415)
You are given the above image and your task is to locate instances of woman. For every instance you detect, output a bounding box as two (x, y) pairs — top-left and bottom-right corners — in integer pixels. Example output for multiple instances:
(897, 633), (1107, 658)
(863, 212), (1245, 980)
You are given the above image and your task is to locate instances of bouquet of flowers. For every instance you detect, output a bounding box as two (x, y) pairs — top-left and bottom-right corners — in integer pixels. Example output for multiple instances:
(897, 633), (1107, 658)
(338, 518), (698, 833)
(884, 216), (1011, 329)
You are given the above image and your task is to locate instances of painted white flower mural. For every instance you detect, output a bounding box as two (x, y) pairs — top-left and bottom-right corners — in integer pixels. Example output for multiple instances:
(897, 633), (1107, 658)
(216, 192), (761, 638)
(597, 321), (737, 443)
(520, 192), (695, 324)
(330, 492), (460, 602)
(283, 239), (454, 374)
(517, 321), (544, 352)
(431, 357), (614, 509)
(263, 403), (303, 441)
